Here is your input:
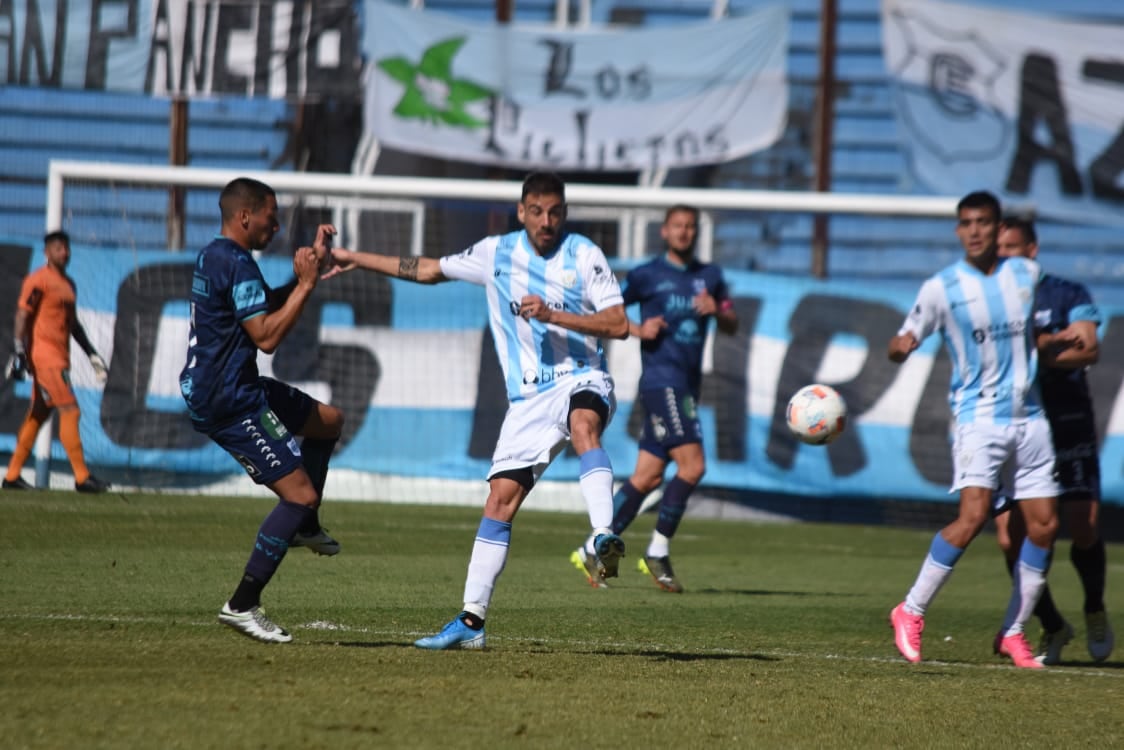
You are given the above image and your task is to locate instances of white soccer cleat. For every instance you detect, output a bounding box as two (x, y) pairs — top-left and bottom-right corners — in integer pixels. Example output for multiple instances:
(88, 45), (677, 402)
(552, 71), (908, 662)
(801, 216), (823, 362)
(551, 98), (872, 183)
(218, 602), (293, 644)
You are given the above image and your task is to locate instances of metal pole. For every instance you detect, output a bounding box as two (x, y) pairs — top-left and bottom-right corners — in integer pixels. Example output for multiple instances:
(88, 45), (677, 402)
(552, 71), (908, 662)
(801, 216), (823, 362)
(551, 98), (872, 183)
(811, 0), (838, 279)
(487, 0), (513, 235)
(168, 96), (188, 251)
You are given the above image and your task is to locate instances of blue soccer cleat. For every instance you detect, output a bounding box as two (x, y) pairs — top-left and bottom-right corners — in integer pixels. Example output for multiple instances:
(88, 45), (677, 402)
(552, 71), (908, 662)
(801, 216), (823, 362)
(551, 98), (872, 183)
(593, 532), (625, 581)
(414, 614), (486, 650)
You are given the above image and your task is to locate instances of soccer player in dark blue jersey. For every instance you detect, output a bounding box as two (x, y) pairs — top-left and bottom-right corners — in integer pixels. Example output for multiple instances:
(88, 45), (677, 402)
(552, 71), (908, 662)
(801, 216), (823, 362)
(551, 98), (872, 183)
(180, 177), (344, 644)
(993, 217), (1113, 664)
(571, 204), (737, 593)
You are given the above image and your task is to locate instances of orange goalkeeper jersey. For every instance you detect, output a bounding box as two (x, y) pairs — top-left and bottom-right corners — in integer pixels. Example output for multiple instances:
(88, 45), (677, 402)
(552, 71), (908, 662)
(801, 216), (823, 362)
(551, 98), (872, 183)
(19, 265), (77, 369)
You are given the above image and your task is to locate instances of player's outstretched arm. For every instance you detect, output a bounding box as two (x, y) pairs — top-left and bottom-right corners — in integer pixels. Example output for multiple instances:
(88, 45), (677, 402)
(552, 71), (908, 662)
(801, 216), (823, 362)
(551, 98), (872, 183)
(328, 248), (447, 284)
(242, 246), (320, 354)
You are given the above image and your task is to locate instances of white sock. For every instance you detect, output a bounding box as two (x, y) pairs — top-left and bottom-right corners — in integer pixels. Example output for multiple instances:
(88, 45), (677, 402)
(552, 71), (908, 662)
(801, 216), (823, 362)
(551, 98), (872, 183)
(579, 449), (614, 530)
(904, 555), (954, 616)
(462, 521), (511, 618)
(647, 531), (670, 558)
(999, 561), (1047, 637)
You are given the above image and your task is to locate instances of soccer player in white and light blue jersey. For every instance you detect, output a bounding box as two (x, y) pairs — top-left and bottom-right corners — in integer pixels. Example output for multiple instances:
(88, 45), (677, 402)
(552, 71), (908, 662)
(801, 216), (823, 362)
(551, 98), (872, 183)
(328, 172), (630, 649)
(887, 191), (1060, 669)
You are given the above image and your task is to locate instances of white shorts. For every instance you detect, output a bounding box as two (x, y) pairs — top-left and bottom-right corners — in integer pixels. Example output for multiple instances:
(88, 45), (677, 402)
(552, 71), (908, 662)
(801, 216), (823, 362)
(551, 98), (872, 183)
(488, 370), (616, 482)
(951, 418), (1060, 500)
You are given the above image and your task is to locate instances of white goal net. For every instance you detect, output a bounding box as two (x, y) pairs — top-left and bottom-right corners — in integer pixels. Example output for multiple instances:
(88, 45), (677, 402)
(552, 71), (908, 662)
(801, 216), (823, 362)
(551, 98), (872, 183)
(18, 159), (1015, 517)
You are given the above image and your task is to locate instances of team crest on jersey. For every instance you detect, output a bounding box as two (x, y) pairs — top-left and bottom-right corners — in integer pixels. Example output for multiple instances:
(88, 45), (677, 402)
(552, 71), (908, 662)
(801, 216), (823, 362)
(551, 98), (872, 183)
(561, 270), (577, 288)
(1035, 310), (1052, 327)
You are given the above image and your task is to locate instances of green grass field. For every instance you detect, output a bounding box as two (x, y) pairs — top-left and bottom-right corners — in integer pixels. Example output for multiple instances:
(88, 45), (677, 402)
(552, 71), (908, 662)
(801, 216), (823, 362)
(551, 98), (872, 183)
(2, 491), (1122, 749)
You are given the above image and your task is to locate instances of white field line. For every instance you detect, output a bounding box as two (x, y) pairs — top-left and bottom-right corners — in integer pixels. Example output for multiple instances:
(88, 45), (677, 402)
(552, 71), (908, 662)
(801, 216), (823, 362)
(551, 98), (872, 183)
(2, 611), (1121, 678)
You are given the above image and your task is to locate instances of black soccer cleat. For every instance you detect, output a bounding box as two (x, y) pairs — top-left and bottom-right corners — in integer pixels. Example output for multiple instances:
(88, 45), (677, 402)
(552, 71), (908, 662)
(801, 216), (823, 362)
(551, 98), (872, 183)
(75, 475), (111, 494)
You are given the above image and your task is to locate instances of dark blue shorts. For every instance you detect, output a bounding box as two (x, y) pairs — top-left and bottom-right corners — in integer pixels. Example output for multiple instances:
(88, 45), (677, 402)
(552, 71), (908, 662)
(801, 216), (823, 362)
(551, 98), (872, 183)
(203, 378), (315, 486)
(992, 410), (1100, 516)
(1051, 411), (1100, 501)
(637, 386), (702, 461)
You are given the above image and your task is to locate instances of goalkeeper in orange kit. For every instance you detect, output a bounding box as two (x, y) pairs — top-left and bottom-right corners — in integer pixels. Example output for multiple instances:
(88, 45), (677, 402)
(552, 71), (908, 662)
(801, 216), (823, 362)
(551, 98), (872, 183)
(4, 230), (110, 493)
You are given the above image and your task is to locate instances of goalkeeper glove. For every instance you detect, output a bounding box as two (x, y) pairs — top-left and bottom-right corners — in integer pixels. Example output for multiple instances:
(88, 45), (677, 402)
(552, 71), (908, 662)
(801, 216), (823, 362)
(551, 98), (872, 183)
(89, 353), (108, 385)
(5, 351), (27, 382)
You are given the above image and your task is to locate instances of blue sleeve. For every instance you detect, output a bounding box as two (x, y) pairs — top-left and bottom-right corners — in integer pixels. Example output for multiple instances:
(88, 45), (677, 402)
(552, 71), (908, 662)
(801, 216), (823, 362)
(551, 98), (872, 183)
(1067, 282), (1100, 326)
(230, 254), (269, 322)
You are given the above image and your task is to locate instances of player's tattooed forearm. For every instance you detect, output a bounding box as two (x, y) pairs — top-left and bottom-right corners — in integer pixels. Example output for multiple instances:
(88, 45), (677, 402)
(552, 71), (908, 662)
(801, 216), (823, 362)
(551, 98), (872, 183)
(398, 257), (419, 281)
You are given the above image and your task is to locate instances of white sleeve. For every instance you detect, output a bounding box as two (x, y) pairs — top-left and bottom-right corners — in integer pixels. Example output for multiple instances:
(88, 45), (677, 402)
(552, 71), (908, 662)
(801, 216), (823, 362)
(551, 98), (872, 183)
(899, 277), (942, 342)
(438, 236), (496, 286)
(579, 244), (624, 311)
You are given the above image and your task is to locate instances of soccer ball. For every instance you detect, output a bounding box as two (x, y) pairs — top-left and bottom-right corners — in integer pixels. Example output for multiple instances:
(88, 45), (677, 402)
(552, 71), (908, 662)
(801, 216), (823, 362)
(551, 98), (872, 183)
(786, 384), (847, 445)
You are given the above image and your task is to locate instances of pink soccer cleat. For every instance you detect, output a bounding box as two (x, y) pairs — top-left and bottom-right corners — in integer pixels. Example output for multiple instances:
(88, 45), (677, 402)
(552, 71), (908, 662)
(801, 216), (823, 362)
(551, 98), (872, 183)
(995, 631), (1044, 669)
(890, 602), (924, 663)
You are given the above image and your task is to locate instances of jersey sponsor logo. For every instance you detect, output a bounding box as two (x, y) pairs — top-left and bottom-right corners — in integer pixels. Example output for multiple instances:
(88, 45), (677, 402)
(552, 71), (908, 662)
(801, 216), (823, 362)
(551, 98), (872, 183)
(674, 318), (701, 344)
(191, 273), (210, 297)
(971, 319), (1026, 344)
(522, 363), (585, 384)
(234, 454), (261, 477)
(665, 294), (695, 315)
(232, 279), (265, 311)
(261, 409), (289, 440)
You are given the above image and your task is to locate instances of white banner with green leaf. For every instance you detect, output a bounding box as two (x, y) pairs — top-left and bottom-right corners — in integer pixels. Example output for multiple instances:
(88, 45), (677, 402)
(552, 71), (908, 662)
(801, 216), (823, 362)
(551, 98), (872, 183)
(362, 1), (789, 171)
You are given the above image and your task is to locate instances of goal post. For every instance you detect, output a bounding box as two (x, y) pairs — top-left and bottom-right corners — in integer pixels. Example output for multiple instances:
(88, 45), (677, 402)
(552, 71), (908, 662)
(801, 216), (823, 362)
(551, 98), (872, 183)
(29, 158), (1069, 517)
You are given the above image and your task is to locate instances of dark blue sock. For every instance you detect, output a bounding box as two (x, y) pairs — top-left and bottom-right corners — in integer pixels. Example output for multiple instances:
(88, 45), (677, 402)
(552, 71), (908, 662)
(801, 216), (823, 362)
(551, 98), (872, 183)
(655, 476), (696, 539)
(1072, 538), (1107, 613)
(233, 500), (312, 609)
(298, 437), (337, 533)
(611, 481), (647, 535)
(301, 437), (336, 498)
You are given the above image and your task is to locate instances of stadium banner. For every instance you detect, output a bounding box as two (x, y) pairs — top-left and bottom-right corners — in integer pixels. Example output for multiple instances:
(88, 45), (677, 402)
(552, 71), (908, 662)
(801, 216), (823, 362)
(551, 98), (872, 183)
(882, 0), (1124, 226)
(0, 0), (358, 98)
(361, 1), (789, 171)
(2, 243), (1123, 506)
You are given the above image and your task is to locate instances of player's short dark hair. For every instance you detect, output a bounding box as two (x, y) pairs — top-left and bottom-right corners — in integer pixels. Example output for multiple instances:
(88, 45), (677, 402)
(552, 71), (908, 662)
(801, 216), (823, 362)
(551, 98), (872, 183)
(43, 230), (70, 247)
(664, 204), (699, 224)
(219, 178), (276, 221)
(956, 190), (1001, 220)
(1000, 215), (1037, 244)
(521, 172), (566, 202)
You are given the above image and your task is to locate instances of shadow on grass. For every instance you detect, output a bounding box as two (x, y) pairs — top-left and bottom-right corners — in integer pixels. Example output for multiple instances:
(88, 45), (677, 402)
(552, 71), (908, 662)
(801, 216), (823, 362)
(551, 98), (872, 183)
(584, 649), (780, 662)
(692, 588), (861, 597)
(315, 640), (415, 649)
